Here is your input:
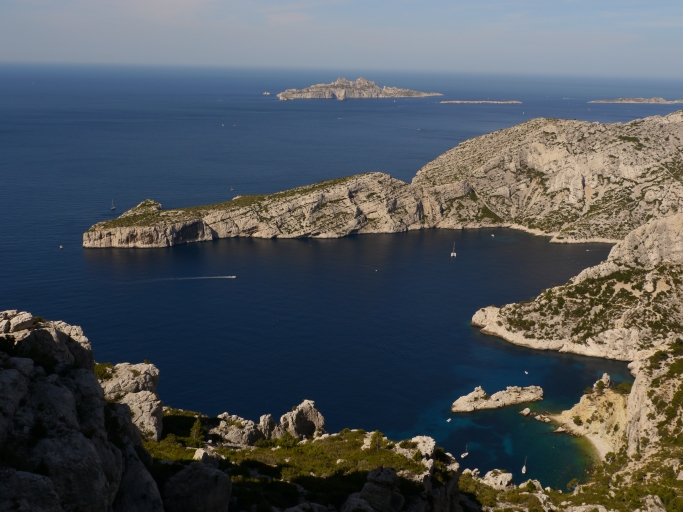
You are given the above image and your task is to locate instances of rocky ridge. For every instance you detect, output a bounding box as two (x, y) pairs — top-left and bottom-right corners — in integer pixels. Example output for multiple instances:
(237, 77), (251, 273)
(84, 111), (683, 248)
(277, 77), (442, 101)
(589, 98), (683, 104)
(450, 385), (543, 412)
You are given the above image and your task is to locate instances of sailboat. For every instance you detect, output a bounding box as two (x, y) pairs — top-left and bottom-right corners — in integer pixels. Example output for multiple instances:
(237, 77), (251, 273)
(110, 200), (116, 211)
(450, 242), (457, 258)
(461, 444), (469, 459)
(521, 457), (527, 474)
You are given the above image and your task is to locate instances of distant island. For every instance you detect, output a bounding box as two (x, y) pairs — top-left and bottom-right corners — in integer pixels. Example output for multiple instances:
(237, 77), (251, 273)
(589, 97), (683, 104)
(441, 100), (521, 104)
(277, 77), (442, 101)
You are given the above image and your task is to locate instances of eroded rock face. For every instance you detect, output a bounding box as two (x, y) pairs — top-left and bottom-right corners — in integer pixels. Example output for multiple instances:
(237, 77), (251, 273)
(163, 462), (232, 512)
(480, 470), (515, 490)
(451, 385), (543, 412)
(0, 311), (163, 511)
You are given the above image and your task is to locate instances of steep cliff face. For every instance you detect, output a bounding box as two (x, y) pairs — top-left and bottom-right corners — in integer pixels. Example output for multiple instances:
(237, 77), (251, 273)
(84, 112), (683, 249)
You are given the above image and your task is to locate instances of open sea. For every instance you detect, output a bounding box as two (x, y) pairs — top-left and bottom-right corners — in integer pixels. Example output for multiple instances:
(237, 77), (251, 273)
(2, 65), (683, 489)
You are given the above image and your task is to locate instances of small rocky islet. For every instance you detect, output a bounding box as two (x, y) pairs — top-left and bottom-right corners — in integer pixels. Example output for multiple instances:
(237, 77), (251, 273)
(451, 386), (544, 413)
(276, 77), (442, 101)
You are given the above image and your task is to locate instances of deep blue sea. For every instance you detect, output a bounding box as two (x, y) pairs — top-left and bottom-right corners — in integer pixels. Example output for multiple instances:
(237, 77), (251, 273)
(2, 65), (683, 489)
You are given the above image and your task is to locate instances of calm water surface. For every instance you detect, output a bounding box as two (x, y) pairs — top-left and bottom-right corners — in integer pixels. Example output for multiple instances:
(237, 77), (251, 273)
(2, 66), (682, 488)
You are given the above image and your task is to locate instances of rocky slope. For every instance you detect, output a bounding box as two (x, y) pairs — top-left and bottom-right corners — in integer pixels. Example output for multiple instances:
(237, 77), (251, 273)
(84, 111), (683, 248)
(470, 213), (683, 511)
(451, 386), (543, 412)
(0, 309), (465, 512)
(277, 77), (442, 101)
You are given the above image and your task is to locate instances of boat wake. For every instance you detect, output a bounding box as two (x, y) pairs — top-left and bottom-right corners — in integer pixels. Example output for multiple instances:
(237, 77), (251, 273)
(146, 276), (236, 282)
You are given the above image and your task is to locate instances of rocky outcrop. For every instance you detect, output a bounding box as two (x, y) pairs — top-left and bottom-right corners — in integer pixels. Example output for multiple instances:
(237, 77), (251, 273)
(210, 399), (325, 446)
(589, 97), (683, 104)
(97, 361), (163, 440)
(277, 77), (442, 101)
(0, 310), (164, 511)
(451, 385), (543, 412)
(549, 374), (629, 458)
(84, 111), (683, 248)
(480, 470), (515, 491)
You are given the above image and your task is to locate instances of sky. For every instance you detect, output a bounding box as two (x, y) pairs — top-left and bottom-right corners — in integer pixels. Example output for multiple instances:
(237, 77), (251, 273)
(1, 0), (683, 77)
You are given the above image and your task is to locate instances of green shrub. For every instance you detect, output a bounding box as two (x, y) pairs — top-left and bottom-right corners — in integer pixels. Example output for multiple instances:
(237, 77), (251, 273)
(613, 382), (633, 395)
(189, 418), (206, 446)
(94, 362), (114, 381)
(573, 416), (583, 426)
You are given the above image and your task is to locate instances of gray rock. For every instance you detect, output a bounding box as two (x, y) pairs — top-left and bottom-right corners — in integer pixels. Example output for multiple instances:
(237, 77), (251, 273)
(163, 462), (232, 512)
(100, 362), (160, 398)
(194, 448), (220, 468)
(10, 312), (33, 332)
(211, 414), (265, 446)
(0, 469), (64, 512)
(274, 399), (326, 439)
(481, 470), (515, 490)
(113, 443), (164, 512)
(341, 493), (375, 512)
(360, 467), (405, 512)
(119, 390), (163, 440)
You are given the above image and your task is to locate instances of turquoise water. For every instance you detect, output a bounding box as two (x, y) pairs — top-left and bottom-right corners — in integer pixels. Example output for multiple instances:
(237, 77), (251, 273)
(3, 66), (678, 488)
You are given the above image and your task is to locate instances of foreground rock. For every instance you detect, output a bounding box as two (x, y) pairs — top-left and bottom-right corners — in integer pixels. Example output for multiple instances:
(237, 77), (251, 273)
(0, 310), (164, 511)
(96, 361), (164, 440)
(277, 77), (442, 101)
(84, 111), (683, 248)
(451, 385), (543, 412)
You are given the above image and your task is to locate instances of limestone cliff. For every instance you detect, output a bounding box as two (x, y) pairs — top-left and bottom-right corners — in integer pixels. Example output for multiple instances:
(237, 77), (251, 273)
(277, 77), (442, 101)
(84, 111), (683, 248)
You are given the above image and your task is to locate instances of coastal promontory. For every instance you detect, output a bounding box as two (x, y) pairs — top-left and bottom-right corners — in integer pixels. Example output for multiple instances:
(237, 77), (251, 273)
(277, 77), (442, 101)
(589, 97), (683, 104)
(84, 111), (683, 248)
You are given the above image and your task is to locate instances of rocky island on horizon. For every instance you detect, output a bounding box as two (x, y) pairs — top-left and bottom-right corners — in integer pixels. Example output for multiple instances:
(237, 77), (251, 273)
(589, 97), (683, 104)
(276, 77), (442, 101)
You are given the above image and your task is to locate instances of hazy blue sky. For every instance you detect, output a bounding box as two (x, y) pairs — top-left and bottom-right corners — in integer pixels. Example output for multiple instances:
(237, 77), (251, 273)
(2, 0), (682, 77)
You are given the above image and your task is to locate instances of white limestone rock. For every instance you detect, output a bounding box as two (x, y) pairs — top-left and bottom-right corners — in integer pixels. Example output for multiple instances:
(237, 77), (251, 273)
(480, 470), (515, 490)
(9, 311), (33, 332)
(274, 399), (326, 440)
(451, 386), (543, 412)
(119, 390), (163, 441)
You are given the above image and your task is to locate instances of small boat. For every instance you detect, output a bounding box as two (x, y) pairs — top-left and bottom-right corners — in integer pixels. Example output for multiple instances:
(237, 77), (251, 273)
(524, 371), (529, 375)
(263, 92), (270, 95)
(110, 200), (116, 211)
(521, 456), (527, 474)
(446, 418), (451, 423)
(461, 444), (469, 459)
(59, 245), (63, 250)
(450, 242), (457, 258)
(491, 234), (495, 237)
(230, 186), (234, 191)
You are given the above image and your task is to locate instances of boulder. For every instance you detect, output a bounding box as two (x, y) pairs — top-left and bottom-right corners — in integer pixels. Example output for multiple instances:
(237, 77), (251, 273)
(481, 470), (515, 490)
(0, 469), (63, 512)
(341, 494), (375, 512)
(194, 448), (220, 468)
(411, 436), (436, 458)
(163, 462), (232, 512)
(210, 413), (265, 446)
(274, 399), (326, 439)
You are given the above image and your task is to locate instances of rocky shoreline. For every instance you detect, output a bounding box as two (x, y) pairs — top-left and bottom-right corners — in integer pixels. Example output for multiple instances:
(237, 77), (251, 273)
(451, 386), (543, 412)
(83, 111), (683, 249)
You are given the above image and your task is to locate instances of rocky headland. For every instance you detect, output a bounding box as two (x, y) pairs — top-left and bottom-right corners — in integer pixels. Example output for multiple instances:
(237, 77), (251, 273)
(589, 98), (683, 104)
(450, 386), (543, 412)
(84, 111), (683, 248)
(277, 77), (442, 101)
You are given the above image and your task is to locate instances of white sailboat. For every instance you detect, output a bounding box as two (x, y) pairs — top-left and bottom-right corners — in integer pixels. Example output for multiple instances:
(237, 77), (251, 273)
(461, 444), (469, 459)
(521, 457), (527, 474)
(110, 200), (116, 211)
(450, 242), (457, 258)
